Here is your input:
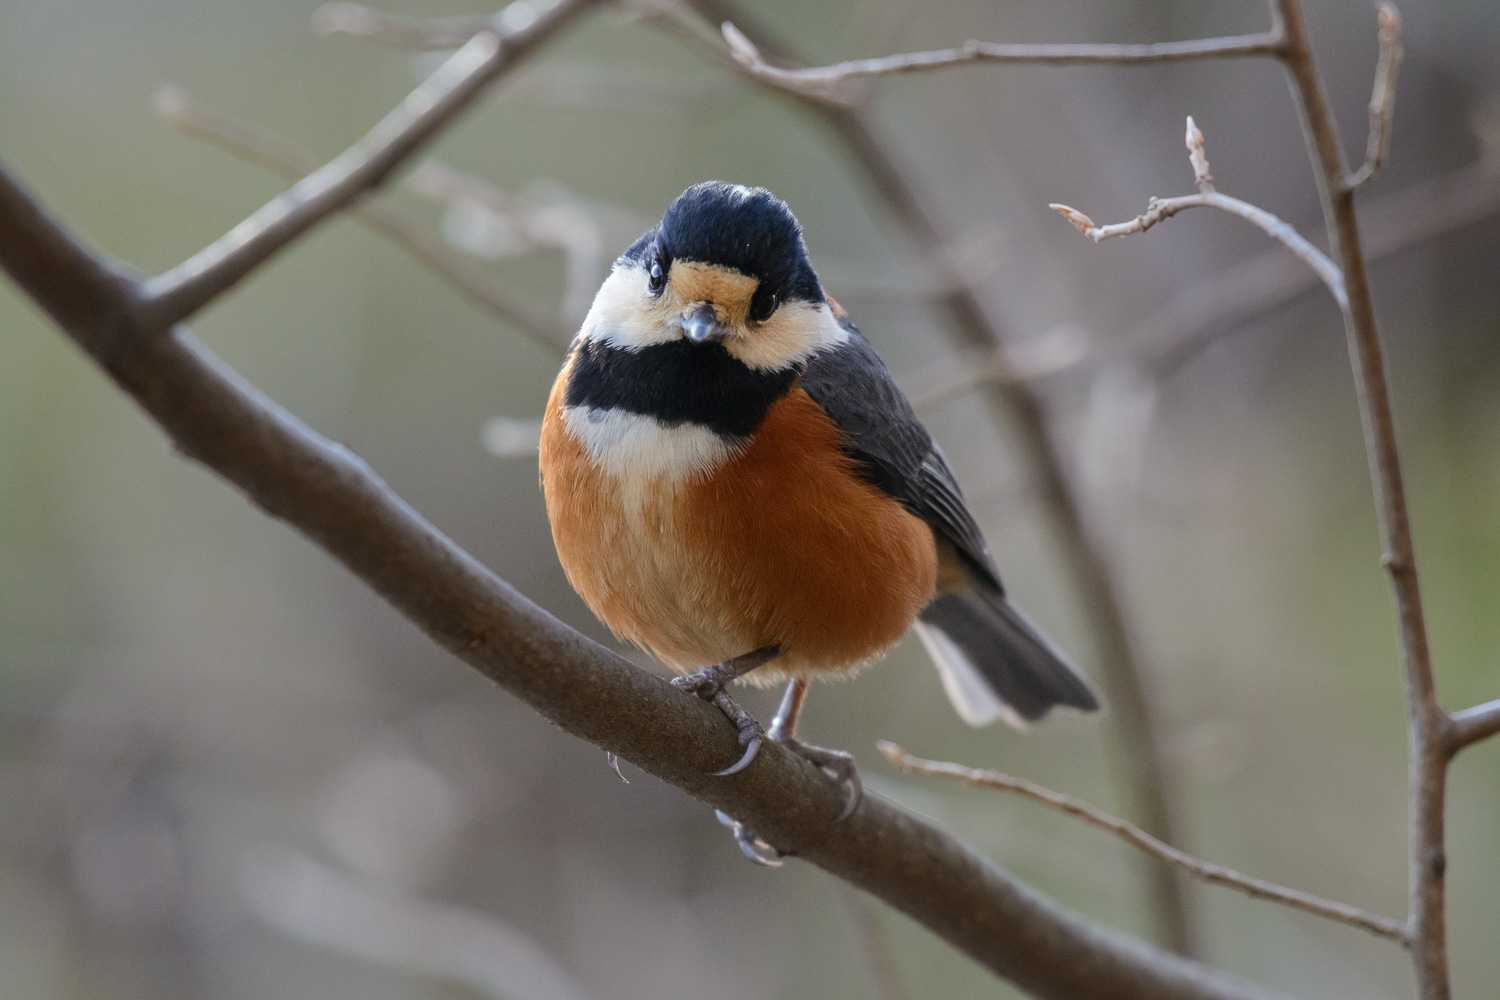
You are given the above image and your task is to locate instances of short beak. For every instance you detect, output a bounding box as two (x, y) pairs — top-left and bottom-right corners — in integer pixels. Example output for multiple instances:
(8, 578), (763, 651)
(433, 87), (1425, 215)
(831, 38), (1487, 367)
(679, 303), (726, 345)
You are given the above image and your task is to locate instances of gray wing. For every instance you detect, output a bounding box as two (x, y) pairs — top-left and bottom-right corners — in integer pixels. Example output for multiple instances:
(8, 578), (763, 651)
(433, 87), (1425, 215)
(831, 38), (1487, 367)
(800, 325), (1003, 591)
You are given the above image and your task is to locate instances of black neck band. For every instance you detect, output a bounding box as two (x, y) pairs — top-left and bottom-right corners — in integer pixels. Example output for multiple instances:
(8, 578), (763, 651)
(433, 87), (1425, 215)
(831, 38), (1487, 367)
(565, 338), (798, 439)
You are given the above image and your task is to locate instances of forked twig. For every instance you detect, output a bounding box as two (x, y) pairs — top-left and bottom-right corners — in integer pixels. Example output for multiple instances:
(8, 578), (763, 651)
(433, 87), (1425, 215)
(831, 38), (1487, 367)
(1049, 117), (1346, 308)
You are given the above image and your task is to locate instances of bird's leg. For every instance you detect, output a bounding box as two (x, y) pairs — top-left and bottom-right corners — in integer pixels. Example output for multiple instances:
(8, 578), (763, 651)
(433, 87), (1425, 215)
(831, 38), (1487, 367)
(766, 675), (810, 741)
(709, 678), (865, 868)
(671, 645), (779, 778)
(769, 678), (862, 821)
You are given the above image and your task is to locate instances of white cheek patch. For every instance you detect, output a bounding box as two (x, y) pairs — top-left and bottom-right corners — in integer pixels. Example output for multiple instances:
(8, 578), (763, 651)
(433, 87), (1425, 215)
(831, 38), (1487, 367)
(582, 265), (677, 352)
(727, 301), (850, 372)
(562, 406), (744, 482)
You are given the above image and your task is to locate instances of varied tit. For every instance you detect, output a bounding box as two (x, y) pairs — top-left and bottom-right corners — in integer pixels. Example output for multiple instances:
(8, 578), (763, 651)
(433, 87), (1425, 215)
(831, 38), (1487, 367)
(539, 181), (1098, 863)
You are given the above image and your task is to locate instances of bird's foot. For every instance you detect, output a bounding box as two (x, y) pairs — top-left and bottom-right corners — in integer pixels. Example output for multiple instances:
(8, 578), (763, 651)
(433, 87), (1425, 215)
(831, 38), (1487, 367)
(781, 737), (862, 821)
(708, 736), (861, 870)
(672, 669), (765, 777)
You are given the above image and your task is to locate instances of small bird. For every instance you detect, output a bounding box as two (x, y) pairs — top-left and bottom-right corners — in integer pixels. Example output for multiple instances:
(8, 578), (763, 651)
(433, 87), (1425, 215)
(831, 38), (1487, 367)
(540, 182), (1098, 862)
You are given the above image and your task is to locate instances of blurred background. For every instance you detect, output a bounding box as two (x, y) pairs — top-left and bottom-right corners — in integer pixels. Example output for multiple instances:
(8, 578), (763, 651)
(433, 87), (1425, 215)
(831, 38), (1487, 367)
(3, 1), (1498, 997)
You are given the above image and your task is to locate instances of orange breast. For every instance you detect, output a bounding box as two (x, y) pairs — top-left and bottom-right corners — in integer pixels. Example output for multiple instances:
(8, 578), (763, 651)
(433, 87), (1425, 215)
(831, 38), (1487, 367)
(539, 368), (938, 682)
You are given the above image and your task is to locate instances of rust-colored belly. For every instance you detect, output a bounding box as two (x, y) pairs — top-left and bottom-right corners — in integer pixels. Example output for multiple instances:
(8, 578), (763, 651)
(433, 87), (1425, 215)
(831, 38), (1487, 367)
(539, 374), (938, 681)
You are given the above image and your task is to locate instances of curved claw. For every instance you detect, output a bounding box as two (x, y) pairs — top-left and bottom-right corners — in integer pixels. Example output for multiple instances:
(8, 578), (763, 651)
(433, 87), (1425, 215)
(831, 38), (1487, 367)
(712, 734), (762, 777)
(604, 751), (630, 784)
(734, 832), (784, 868)
(835, 766), (863, 821)
(714, 810), (784, 868)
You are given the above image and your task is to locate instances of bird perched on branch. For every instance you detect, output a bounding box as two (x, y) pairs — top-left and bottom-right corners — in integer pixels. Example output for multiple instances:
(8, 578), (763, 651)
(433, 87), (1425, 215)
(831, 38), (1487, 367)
(540, 181), (1098, 863)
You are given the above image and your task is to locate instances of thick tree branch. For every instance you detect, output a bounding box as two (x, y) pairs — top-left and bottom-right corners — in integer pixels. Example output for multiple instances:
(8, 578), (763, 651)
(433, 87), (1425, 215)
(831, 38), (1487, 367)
(879, 743), (1410, 946)
(0, 160), (1270, 1000)
(138, 0), (594, 328)
(678, 0), (1201, 955)
(1049, 116), (1347, 308)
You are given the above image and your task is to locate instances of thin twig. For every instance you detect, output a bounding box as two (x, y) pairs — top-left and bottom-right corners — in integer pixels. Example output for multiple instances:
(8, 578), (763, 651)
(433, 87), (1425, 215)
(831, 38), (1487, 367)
(153, 86), (566, 351)
(879, 743), (1411, 946)
(1049, 116), (1346, 308)
(139, 0), (597, 328)
(681, 0), (1202, 956)
(717, 20), (1287, 103)
(1345, 4), (1404, 191)
(1447, 698), (1500, 755)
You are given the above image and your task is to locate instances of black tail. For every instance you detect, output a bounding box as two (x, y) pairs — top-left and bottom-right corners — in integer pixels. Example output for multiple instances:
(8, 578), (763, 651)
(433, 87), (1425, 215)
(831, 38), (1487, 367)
(915, 590), (1100, 727)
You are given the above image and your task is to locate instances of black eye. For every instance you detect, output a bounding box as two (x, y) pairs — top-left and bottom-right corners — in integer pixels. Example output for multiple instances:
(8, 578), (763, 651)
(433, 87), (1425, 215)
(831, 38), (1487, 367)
(647, 259), (666, 295)
(749, 290), (778, 323)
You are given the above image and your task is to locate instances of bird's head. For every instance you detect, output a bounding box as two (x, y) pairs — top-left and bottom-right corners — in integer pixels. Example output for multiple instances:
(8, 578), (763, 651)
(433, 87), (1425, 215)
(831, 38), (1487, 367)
(580, 182), (844, 372)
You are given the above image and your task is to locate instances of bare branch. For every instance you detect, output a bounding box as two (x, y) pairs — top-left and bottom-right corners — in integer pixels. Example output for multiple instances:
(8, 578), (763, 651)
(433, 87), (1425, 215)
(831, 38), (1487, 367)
(1049, 116), (1346, 308)
(879, 743), (1411, 945)
(139, 0), (595, 328)
(153, 86), (566, 352)
(1345, 3), (1404, 191)
(0, 161), (1271, 1000)
(717, 19), (1287, 102)
(1447, 698), (1500, 755)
